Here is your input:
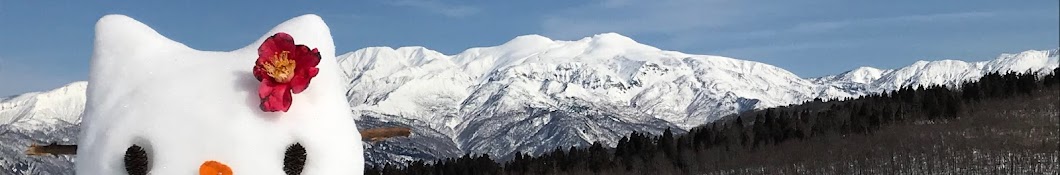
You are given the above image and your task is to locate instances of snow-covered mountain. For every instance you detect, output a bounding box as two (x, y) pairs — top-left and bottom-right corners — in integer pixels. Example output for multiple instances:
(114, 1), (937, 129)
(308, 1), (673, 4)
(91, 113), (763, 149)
(338, 34), (1058, 164)
(814, 49), (1059, 96)
(340, 33), (844, 163)
(1, 33), (1057, 172)
(341, 33), (834, 129)
(0, 82), (84, 175)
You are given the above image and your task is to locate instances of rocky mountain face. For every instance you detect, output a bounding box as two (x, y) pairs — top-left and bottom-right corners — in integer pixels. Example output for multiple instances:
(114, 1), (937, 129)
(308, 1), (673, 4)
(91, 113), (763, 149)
(1, 33), (1056, 172)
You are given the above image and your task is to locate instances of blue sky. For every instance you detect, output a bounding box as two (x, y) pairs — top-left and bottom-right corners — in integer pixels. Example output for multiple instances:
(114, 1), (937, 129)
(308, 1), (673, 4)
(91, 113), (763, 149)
(0, 0), (1057, 96)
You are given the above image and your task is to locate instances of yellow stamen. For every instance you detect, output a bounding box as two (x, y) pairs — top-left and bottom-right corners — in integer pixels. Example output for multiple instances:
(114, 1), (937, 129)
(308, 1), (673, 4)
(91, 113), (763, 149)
(263, 51), (296, 83)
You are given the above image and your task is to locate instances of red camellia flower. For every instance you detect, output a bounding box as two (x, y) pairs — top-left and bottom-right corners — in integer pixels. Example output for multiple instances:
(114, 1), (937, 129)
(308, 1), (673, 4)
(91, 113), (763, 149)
(253, 32), (321, 112)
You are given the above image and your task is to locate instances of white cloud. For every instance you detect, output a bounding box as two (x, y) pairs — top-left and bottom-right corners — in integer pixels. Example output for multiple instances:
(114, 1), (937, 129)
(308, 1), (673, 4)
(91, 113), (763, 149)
(384, 0), (481, 17)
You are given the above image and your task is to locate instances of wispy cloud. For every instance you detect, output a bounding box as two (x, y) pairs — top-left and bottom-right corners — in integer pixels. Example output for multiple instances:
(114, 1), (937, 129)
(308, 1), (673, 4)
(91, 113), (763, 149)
(384, 0), (481, 17)
(540, 0), (757, 39)
(699, 11), (1002, 44)
(715, 40), (864, 58)
(788, 11), (998, 33)
(539, 0), (1008, 41)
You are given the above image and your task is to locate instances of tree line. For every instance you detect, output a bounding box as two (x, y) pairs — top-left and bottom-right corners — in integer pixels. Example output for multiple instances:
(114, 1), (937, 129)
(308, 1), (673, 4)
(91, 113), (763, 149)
(366, 67), (1060, 175)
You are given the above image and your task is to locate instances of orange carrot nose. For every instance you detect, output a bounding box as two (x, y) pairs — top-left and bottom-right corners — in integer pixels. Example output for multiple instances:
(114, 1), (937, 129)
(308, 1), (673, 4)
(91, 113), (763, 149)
(199, 160), (233, 175)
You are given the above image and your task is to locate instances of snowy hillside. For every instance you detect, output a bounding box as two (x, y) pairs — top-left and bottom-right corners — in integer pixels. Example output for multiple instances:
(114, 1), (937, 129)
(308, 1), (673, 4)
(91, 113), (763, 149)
(1, 33), (1057, 171)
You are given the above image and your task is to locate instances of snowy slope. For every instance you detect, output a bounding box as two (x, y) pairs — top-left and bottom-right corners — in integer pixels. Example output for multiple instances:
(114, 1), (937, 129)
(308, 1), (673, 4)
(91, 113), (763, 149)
(1, 32), (1057, 171)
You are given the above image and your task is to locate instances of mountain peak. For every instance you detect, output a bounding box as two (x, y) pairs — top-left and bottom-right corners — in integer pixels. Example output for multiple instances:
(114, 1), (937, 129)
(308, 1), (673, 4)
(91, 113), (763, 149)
(842, 67), (886, 84)
(587, 32), (636, 43)
(492, 33), (654, 53)
(581, 32), (652, 50)
(498, 34), (556, 48)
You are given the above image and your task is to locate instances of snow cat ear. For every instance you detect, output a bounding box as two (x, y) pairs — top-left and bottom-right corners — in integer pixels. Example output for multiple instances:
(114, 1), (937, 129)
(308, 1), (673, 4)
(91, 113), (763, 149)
(91, 14), (191, 63)
(89, 14), (191, 88)
(240, 14), (335, 61)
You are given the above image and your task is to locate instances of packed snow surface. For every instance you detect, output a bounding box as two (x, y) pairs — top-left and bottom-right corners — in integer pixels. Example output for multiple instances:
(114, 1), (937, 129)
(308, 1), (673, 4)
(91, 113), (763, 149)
(76, 14), (363, 175)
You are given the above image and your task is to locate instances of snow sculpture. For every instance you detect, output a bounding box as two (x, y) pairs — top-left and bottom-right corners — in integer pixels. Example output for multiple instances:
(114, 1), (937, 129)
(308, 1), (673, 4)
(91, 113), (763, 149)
(76, 14), (363, 174)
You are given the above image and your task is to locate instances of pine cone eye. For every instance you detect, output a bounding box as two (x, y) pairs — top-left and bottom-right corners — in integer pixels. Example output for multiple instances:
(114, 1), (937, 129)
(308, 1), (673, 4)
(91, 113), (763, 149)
(124, 144), (149, 175)
(283, 143), (307, 175)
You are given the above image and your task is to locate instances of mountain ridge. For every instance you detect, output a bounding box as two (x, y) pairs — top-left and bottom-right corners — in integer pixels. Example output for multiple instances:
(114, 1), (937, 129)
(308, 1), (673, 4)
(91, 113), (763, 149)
(334, 33), (1057, 164)
(814, 48), (1058, 96)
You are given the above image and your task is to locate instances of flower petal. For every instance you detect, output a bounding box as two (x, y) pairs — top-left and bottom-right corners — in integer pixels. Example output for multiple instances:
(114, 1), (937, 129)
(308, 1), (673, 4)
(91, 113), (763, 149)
(289, 67), (319, 94)
(279, 89), (292, 112)
(288, 45), (321, 94)
(253, 65), (268, 81)
(258, 80), (275, 99)
(259, 81), (293, 112)
(308, 67), (319, 79)
(293, 45), (321, 68)
(259, 33), (295, 59)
